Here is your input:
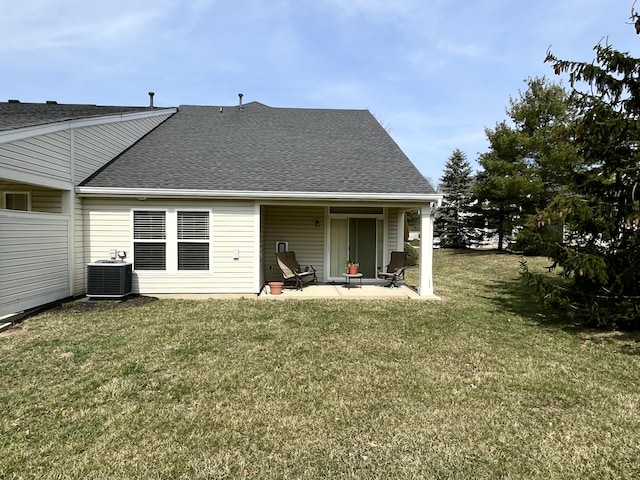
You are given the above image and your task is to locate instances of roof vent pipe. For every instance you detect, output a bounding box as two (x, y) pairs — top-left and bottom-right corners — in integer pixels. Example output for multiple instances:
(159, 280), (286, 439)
(238, 93), (243, 110)
(148, 91), (155, 108)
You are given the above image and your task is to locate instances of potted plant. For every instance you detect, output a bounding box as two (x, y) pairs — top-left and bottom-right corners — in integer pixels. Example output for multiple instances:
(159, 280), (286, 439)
(346, 261), (359, 275)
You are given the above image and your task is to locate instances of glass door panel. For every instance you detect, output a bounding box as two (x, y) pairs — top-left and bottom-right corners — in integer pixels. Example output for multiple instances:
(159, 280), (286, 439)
(349, 218), (377, 278)
(330, 218), (348, 277)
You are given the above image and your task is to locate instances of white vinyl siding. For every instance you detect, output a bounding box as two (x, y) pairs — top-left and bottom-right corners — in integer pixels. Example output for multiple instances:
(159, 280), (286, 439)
(84, 198), (257, 294)
(72, 114), (171, 183)
(262, 205), (325, 282)
(0, 211), (70, 316)
(85, 208), (130, 265)
(31, 189), (62, 213)
(387, 207), (400, 252)
(0, 112), (173, 186)
(210, 205), (257, 292)
(0, 131), (72, 182)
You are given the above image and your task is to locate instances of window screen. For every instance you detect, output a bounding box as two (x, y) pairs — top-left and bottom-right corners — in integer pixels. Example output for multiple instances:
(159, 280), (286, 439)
(177, 211), (210, 270)
(134, 243), (166, 270)
(133, 211), (166, 270)
(134, 210), (166, 240)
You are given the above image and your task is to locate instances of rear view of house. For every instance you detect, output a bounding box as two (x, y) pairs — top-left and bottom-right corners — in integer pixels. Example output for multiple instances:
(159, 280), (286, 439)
(1, 97), (441, 317)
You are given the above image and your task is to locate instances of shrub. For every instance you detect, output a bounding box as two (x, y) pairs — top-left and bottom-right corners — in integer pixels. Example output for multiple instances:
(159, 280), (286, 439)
(404, 243), (418, 266)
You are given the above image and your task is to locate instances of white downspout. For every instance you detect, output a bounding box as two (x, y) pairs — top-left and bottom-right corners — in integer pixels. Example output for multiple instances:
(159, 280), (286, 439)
(62, 189), (75, 298)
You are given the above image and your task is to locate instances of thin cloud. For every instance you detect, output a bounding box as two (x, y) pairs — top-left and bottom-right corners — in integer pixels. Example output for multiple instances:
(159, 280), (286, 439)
(0, 1), (171, 53)
(318, 0), (420, 18)
(1, 0), (637, 179)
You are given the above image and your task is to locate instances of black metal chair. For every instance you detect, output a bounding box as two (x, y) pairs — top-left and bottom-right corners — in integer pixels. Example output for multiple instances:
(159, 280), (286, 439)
(275, 251), (316, 290)
(377, 251), (406, 288)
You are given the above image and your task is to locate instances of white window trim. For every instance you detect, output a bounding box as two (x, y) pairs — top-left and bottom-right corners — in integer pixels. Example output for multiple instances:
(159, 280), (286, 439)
(131, 208), (212, 274)
(3, 191), (31, 211)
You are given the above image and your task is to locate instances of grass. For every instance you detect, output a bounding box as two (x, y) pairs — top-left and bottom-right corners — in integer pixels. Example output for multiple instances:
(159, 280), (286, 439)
(2, 250), (639, 479)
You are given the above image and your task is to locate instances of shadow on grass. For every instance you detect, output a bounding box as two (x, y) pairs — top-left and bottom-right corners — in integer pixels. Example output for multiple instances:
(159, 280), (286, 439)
(483, 275), (640, 354)
(484, 276), (565, 326)
(441, 247), (509, 256)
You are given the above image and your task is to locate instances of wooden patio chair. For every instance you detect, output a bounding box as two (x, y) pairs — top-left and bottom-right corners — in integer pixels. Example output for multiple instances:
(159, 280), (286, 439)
(377, 251), (406, 288)
(275, 251), (317, 290)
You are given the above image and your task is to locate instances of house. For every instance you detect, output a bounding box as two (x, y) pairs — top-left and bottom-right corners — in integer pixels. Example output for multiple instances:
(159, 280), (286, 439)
(1, 97), (441, 316)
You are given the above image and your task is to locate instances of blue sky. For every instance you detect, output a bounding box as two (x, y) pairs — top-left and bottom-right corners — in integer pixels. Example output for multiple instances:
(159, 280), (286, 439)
(1, 1), (638, 186)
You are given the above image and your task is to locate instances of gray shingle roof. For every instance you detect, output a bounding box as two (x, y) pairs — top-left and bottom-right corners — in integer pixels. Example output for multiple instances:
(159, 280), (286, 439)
(0, 101), (161, 131)
(82, 102), (436, 195)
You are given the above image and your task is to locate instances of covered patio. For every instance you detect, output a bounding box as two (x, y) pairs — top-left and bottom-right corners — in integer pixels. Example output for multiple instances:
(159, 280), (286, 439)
(261, 202), (438, 298)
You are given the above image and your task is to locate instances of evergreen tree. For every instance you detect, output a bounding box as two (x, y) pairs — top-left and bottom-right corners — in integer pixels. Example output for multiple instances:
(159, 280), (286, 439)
(507, 77), (577, 193)
(435, 149), (481, 248)
(509, 77), (578, 254)
(405, 210), (421, 230)
(474, 77), (573, 251)
(523, 35), (640, 327)
(474, 123), (543, 250)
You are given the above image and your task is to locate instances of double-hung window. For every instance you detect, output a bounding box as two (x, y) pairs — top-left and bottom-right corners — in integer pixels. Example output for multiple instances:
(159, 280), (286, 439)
(132, 210), (210, 271)
(133, 210), (166, 270)
(177, 211), (210, 270)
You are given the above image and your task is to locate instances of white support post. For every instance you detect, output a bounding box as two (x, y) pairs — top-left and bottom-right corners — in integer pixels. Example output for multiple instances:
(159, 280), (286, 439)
(254, 202), (262, 294)
(418, 204), (434, 297)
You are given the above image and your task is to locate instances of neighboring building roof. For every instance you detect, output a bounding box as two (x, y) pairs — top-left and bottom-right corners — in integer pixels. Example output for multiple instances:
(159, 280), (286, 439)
(0, 101), (165, 131)
(81, 102), (437, 196)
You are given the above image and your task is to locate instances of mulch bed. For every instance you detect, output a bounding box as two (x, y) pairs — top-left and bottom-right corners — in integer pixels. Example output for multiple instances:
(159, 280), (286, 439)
(46, 295), (158, 314)
(1, 296), (157, 337)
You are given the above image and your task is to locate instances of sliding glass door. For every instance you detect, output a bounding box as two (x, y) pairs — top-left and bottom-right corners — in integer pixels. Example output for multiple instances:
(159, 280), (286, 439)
(329, 210), (384, 278)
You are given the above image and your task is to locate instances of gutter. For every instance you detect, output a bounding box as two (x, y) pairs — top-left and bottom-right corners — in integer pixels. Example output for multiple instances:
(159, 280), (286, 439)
(75, 187), (444, 204)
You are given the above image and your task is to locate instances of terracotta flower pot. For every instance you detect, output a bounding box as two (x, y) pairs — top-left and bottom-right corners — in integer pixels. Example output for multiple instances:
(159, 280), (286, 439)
(268, 281), (284, 295)
(348, 265), (359, 274)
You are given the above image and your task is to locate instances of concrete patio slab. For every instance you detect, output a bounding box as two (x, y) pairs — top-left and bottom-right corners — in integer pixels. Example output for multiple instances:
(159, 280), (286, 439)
(258, 283), (433, 300)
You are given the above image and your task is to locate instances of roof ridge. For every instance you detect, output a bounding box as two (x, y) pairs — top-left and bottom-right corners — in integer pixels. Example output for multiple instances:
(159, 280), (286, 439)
(178, 102), (368, 113)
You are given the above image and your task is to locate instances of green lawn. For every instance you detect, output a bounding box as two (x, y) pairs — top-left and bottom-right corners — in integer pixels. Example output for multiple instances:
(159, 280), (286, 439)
(2, 250), (639, 479)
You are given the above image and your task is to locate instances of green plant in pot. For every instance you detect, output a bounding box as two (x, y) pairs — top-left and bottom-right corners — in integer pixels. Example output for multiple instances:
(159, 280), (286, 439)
(346, 260), (359, 274)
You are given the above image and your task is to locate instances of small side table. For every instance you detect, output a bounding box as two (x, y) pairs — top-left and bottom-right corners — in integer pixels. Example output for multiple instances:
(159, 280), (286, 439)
(341, 273), (363, 289)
